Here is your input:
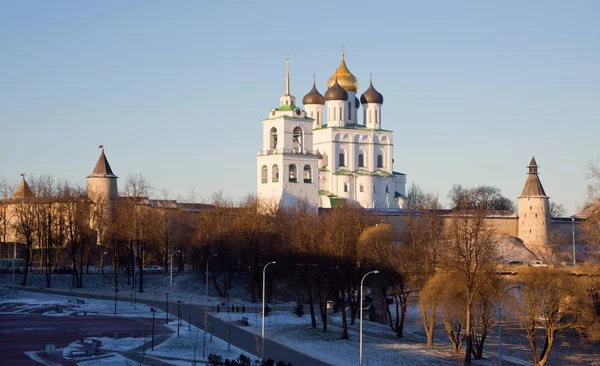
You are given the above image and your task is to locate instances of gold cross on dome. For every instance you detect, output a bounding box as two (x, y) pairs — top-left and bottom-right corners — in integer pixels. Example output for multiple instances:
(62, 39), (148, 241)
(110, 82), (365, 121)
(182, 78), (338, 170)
(341, 44), (345, 55)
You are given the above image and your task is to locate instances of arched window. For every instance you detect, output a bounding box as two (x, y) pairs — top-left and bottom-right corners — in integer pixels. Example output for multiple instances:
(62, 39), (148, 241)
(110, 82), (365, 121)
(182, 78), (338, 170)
(360, 184), (365, 193)
(339, 106), (342, 121)
(289, 164), (297, 183)
(270, 127), (278, 151)
(272, 164), (279, 182)
(261, 165), (268, 183)
(339, 152), (345, 167)
(358, 153), (365, 168)
(377, 154), (383, 168)
(303, 165), (312, 183)
(373, 184), (377, 193)
(293, 127), (303, 154)
(317, 111), (320, 126)
(385, 185), (389, 193)
(344, 183), (349, 192)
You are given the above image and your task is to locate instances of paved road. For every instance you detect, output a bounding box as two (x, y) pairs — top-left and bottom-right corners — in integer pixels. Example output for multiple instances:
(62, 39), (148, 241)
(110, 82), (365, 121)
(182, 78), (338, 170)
(8, 286), (331, 366)
(0, 311), (166, 365)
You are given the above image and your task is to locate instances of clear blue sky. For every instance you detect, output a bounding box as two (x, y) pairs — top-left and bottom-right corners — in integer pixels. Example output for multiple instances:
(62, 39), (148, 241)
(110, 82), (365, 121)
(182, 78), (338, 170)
(1, 1), (599, 214)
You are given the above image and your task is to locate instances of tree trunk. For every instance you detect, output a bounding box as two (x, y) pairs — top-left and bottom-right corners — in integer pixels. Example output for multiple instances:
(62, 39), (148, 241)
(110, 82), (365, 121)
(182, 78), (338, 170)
(21, 240), (31, 286)
(465, 305), (472, 365)
(340, 289), (349, 340)
(538, 329), (555, 366)
(306, 274), (317, 329)
(317, 275), (328, 333)
(138, 245), (144, 293)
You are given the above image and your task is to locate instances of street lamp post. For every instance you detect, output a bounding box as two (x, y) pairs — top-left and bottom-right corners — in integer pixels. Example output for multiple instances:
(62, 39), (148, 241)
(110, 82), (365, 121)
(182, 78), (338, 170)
(572, 217), (576, 267)
(261, 261), (276, 361)
(203, 254), (218, 358)
(177, 300), (182, 338)
(498, 284), (524, 366)
(188, 297), (192, 331)
(150, 308), (156, 350)
(170, 250), (180, 288)
(165, 292), (169, 324)
(360, 270), (379, 366)
(114, 288), (119, 315)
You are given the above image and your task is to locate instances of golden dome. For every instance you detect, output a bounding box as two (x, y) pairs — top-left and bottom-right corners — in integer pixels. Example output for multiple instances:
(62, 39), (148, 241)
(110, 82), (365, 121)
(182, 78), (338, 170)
(327, 53), (358, 92)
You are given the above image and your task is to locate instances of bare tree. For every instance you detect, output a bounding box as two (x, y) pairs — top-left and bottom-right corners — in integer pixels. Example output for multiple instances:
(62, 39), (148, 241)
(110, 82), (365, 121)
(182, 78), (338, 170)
(358, 223), (412, 338)
(285, 201), (321, 329)
(516, 268), (592, 366)
(0, 179), (13, 258)
(470, 272), (503, 359)
(12, 192), (37, 286)
(448, 184), (514, 212)
(420, 272), (445, 346)
(321, 205), (366, 339)
(549, 202), (566, 217)
(436, 272), (466, 353)
(115, 173), (153, 292)
(444, 197), (498, 365)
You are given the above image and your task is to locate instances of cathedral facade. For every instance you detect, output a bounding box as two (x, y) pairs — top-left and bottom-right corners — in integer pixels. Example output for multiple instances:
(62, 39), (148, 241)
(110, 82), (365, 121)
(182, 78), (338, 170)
(257, 54), (406, 209)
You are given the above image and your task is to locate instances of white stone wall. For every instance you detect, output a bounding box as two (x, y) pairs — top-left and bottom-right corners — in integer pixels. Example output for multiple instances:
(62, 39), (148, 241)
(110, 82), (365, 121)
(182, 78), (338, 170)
(305, 104), (324, 129)
(517, 196), (550, 246)
(87, 177), (118, 203)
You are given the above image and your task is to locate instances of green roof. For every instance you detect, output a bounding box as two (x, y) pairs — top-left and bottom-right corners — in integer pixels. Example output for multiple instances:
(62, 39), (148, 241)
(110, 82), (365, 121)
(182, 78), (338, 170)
(313, 125), (393, 132)
(276, 104), (297, 111)
(319, 190), (336, 197)
(318, 166), (329, 172)
(393, 171), (406, 176)
(394, 191), (406, 199)
(332, 169), (393, 177)
(330, 197), (346, 208)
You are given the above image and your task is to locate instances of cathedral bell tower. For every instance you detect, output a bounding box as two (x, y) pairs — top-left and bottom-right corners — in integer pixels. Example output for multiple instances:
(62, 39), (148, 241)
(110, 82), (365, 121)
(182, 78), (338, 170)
(256, 58), (319, 210)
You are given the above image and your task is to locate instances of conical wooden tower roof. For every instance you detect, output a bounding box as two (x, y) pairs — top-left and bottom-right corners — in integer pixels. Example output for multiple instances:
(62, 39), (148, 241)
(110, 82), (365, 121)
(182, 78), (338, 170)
(88, 149), (118, 178)
(520, 156), (547, 197)
(13, 178), (34, 198)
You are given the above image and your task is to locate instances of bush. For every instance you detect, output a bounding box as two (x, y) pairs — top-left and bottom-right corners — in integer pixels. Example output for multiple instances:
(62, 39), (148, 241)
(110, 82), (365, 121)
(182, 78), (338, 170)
(292, 298), (304, 317)
(208, 353), (223, 366)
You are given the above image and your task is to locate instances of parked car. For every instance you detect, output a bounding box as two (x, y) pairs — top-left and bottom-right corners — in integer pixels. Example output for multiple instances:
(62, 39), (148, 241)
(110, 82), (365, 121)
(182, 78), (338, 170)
(529, 260), (548, 268)
(54, 266), (73, 274)
(143, 265), (164, 274)
(507, 260), (524, 266)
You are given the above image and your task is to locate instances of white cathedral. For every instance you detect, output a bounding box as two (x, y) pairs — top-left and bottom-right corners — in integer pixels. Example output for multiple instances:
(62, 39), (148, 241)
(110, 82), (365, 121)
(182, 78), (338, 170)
(257, 53), (406, 210)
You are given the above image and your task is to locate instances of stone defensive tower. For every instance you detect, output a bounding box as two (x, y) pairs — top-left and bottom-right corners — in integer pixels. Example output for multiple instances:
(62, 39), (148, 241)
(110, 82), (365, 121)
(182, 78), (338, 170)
(87, 147), (118, 204)
(517, 156), (550, 246)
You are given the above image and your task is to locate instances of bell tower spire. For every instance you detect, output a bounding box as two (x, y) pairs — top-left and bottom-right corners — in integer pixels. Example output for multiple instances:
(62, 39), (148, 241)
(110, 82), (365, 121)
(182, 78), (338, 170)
(279, 56), (296, 107)
(285, 56), (290, 96)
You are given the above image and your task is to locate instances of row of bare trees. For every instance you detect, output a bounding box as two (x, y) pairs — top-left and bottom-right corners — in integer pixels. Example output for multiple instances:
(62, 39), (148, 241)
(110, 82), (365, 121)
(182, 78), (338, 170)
(2, 172), (599, 365)
(0, 176), (94, 287)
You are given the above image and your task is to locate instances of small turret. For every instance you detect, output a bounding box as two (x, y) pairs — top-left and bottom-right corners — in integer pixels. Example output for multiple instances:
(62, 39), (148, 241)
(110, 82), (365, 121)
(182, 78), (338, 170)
(87, 146), (118, 203)
(360, 75), (384, 129)
(303, 77), (325, 129)
(13, 175), (34, 198)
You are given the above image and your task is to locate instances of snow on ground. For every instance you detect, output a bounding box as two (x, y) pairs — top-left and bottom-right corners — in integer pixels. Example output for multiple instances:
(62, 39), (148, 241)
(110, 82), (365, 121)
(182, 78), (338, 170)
(0, 290), (161, 318)
(0, 273), (297, 308)
(77, 353), (138, 366)
(214, 309), (462, 366)
(146, 319), (256, 363)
